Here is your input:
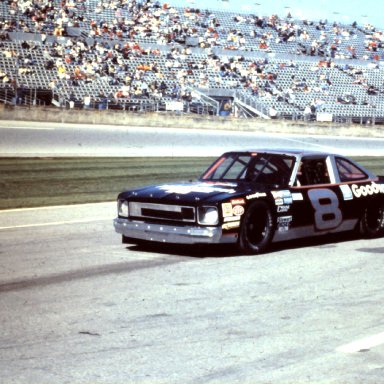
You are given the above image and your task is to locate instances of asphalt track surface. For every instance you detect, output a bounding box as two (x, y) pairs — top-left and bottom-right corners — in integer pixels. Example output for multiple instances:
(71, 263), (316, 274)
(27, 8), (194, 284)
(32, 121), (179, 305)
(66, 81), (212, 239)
(1, 203), (384, 383)
(1, 120), (384, 157)
(1, 121), (384, 383)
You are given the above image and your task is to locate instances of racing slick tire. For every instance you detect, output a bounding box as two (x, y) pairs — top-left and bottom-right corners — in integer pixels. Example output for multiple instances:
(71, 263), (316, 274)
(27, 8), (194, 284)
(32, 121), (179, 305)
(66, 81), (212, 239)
(239, 200), (275, 254)
(359, 201), (384, 238)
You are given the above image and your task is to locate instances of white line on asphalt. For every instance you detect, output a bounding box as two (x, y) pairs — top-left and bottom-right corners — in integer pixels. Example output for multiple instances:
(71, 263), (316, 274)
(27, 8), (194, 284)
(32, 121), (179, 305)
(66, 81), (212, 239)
(0, 218), (111, 230)
(0, 126), (55, 130)
(336, 332), (384, 353)
(0, 202), (115, 213)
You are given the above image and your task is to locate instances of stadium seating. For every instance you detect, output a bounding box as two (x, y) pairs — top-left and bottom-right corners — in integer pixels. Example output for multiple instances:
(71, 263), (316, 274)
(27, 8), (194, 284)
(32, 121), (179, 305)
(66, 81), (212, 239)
(1, 0), (384, 124)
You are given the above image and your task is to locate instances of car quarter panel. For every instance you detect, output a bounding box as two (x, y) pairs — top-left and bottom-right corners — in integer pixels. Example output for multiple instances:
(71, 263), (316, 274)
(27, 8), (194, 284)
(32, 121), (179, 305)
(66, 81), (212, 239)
(271, 180), (384, 243)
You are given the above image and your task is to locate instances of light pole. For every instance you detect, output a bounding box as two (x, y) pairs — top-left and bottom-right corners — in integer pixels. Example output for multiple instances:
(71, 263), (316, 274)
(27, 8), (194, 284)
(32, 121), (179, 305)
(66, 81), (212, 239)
(361, 14), (368, 29)
(332, 11), (340, 26)
(284, 6), (292, 20)
(284, 5), (299, 56)
(254, 2), (261, 17)
(15, 1), (20, 105)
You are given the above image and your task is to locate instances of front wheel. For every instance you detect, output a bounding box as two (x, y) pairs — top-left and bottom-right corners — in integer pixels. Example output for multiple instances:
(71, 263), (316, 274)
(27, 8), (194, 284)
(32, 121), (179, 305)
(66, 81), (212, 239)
(238, 201), (275, 254)
(359, 202), (384, 238)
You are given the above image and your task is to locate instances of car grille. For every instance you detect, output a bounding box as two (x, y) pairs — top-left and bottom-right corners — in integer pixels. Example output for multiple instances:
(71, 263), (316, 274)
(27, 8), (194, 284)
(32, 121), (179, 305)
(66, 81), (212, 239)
(129, 202), (195, 223)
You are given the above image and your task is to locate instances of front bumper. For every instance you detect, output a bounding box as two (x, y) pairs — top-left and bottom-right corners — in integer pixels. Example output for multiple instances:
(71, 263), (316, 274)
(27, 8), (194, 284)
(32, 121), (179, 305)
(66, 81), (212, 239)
(114, 217), (232, 244)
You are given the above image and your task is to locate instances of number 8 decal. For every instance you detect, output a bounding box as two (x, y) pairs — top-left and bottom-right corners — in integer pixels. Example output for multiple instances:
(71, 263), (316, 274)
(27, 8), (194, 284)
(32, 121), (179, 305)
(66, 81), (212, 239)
(308, 189), (343, 230)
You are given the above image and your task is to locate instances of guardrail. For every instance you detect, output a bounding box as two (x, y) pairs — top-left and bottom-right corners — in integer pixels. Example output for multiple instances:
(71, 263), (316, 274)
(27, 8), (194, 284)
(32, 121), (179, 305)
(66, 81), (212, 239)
(234, 91), (271, 119)
(0, 86), (48, 106)
(3, 87), (384, 126)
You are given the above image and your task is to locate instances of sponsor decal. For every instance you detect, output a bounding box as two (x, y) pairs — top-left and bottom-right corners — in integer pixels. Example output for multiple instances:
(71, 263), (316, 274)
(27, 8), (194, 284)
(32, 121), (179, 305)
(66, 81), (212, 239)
(339, 184), (353, 201)
(246, 192), (267, 200)
(224, 216), (242, 223)
(272, 190), (293, 205)
(291, 192), (303, 201)
(351, 182), (384, 198)
(232, 205), (245, 216)
(222, 201), (245, 218)
(222, 202), (233, 217)
(277, 215), (292, 232)
(158, 184), (236, 195)
(231, 198), (245, 205)
(274, 198), (284, 206)
(277, 216), (292, 224)
(222, 221), (240, 230)
(277, 205), (290, 213)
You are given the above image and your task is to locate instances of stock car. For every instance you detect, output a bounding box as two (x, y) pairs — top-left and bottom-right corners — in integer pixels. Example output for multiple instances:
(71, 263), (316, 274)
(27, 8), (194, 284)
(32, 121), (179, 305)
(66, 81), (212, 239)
(113, 150), (384, 254)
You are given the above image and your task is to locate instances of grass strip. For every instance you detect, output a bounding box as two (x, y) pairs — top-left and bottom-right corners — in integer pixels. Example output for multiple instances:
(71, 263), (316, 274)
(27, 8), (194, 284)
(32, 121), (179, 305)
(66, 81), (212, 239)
(0, 157), (382, 210)
(0, 157), (214, 209)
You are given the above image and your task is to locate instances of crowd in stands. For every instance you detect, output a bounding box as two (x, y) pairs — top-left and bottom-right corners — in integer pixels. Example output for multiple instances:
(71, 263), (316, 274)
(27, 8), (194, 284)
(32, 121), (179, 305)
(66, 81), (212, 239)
(1, 0), (384, 122)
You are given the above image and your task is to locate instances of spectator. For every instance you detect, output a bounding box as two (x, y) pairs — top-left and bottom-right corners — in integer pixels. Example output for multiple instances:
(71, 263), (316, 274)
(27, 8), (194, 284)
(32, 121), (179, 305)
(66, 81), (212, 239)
(98, 93), (108, 110)
(4, 0), (384, 121)
(83, 95), (92, 109)
(219, 99), (232, 117)
(269, 106), (278, 119)
(69, 92), (76, 109)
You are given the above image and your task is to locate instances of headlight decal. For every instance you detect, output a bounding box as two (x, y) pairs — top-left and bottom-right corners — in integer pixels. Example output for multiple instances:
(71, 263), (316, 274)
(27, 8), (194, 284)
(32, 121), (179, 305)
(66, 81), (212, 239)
(198, 206), (219, 225)
(118, 200), (129, 217)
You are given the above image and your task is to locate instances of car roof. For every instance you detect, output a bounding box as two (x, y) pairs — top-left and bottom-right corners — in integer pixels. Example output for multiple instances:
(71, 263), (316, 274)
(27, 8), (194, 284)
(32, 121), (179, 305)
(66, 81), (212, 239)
(225, 149), (335, 157)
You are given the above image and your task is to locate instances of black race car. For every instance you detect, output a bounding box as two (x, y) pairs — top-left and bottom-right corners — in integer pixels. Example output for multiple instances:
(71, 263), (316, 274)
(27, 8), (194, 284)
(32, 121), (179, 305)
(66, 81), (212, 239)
(114, 150), (384, 254)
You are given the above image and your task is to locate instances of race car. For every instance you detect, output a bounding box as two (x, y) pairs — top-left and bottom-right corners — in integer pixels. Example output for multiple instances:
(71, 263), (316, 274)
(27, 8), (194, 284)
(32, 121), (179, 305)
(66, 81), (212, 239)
(113, 150), (384, 254)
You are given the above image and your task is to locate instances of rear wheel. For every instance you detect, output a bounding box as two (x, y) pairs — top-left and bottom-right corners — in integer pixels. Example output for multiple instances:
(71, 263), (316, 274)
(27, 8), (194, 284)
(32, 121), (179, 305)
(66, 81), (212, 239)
(239, 201), (275, 254)
(359, 202), (384, 238)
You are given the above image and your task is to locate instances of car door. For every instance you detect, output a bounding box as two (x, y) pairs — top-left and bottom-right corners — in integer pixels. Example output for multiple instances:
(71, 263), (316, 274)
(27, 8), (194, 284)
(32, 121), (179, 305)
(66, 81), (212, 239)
(289, 155), (358, 237)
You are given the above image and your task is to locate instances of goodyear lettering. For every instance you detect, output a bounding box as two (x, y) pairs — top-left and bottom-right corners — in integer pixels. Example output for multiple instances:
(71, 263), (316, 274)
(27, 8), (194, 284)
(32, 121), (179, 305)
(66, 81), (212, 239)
(246, 192), (267, 200)
(351, 182), (384, 198)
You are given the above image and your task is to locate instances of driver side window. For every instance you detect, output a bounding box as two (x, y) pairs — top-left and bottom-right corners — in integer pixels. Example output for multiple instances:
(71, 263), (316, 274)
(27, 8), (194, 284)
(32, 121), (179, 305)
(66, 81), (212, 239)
(296, 158), (330, 186)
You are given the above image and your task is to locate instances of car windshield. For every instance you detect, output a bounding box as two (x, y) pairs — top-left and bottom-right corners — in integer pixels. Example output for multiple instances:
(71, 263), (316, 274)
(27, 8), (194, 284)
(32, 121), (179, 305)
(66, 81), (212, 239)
(200, 152), (295, 185)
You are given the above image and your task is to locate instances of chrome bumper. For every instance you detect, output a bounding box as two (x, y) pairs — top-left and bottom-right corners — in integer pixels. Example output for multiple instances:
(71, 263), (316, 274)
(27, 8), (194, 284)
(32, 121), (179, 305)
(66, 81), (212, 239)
(113, 217), (233, 244)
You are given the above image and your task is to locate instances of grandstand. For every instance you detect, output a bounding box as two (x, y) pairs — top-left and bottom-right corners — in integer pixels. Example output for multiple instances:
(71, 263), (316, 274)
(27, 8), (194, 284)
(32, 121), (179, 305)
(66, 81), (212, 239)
(1, 0), (384, 124)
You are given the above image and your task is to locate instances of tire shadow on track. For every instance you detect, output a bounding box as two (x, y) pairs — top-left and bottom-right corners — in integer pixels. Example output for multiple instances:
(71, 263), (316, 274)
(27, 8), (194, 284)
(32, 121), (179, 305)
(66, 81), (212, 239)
(0, 258), (186, 293)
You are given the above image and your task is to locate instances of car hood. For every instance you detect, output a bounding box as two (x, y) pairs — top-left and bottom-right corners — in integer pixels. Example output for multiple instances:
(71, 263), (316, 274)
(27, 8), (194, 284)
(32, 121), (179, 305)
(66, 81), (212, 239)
(118, 180), (267, 205)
